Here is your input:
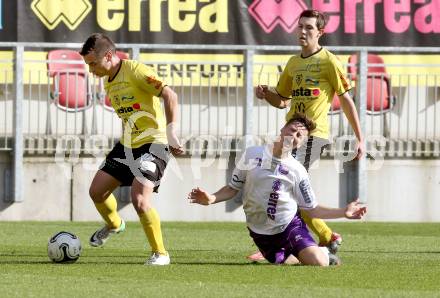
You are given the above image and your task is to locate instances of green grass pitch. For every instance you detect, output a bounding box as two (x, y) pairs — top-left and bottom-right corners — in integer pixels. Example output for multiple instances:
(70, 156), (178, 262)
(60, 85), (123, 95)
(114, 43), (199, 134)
(1, 222), (440, 297)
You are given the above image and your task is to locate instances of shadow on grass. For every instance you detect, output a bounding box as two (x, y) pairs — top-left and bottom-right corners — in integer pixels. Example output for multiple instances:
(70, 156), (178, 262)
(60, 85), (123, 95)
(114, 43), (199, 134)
(170, 261), (270, 266)
(0, 253), (146, 258)
(0, 260), (270, 266)
(0, 260), (144, 265)
(342, 250), (440, 254)
(0, 256), (270, 266)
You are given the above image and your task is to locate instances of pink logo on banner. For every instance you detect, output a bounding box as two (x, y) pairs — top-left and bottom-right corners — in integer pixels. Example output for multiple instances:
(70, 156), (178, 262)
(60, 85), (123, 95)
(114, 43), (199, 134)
(248, 0), (308, 33)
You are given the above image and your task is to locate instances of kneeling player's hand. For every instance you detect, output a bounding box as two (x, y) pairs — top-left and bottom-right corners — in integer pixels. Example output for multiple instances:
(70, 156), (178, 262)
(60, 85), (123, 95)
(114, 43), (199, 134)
(188, 187), (215, 205)
(345, 199), (367, 219)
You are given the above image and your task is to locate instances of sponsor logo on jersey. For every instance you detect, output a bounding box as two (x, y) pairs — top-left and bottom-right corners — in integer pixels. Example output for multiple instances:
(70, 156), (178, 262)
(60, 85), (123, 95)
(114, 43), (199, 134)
(113, 95), (121, 106)
(116, 106), (134, 114)
(299, 179), (313, 204)
(139, 153), (156, 173)
(278, 164), (289, 175)
(232, 174), (245, 185)
(291, 87), (320, 97)
(116, 103), (140, 114)
(305, 77), (319, 86)
(295, 74), (303, 85)
(296, 62), (321, 73)
(267, 179), (282, 220)
(121, 95), (134, 102)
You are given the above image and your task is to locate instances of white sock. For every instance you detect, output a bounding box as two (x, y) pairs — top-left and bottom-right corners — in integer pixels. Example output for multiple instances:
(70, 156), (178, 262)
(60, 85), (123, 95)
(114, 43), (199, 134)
(319, 246), (330, 266)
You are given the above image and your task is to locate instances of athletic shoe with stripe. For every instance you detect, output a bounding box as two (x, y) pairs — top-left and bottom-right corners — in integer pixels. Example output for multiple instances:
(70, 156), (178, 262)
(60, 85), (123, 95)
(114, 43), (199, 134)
(89, 219), (126, 247)
(327, 232), (342, 254)
(329, 253), (342, 266)
(145, 252), (170, 265)
(319, 232), (342, 254)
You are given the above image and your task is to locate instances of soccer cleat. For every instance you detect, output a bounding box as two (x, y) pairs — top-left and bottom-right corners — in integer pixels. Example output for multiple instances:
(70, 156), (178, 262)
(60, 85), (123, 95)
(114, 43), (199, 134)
(328, 232), (343, 254)
(328, 253), (342, 266)
(246, 250), (265, 262)
(89, 219), (126, 247)
(319, 232), (342, 254)
(145, 252), (170, 265)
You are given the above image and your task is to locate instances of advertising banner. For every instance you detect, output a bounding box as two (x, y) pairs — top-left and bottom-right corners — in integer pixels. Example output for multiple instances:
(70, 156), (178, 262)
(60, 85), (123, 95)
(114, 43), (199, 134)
(0, 0), (438, 46)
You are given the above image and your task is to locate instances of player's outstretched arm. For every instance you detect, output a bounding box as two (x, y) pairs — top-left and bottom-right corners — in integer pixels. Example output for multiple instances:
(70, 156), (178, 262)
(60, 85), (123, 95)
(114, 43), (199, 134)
(255, 85), (290, 109)
(304, 199), (366, 220)
(188, 186), (238, 205)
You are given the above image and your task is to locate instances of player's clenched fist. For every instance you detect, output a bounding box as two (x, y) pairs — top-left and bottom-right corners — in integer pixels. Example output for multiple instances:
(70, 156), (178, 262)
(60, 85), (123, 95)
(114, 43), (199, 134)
(255, 85), (269, 100)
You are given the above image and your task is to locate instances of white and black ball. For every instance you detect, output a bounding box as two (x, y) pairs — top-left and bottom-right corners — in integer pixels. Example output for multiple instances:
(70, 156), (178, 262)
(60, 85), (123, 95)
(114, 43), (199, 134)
(47, 231), (81, 263)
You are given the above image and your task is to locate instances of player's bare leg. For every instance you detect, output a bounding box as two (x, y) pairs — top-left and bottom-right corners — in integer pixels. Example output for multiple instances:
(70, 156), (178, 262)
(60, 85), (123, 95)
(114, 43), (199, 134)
(283, 254), (301, 265)
(297, 246), (330, 266)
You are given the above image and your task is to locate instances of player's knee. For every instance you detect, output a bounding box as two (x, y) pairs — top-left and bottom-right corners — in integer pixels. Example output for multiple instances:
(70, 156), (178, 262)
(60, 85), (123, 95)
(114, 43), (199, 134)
(315, 254), (330, 266)
(89, 185), (103, 202)
(308, 253), (329, 266)
(130, 191), (152, 212)
(299, 247), (329, 266)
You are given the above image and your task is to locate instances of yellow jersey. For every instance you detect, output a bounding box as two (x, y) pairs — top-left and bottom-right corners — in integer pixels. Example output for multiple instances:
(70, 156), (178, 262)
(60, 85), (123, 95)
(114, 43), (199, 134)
(275, 48), (352, 139)
(105, 60), (167, 148)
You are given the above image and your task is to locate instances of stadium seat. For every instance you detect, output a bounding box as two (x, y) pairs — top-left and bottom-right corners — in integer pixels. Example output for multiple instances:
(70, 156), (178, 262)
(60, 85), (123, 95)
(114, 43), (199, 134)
(99, 51), (130, 111)
(347, 53), (396, 114)
(366, 77), (392, 113)
(47, 49), (91, 112)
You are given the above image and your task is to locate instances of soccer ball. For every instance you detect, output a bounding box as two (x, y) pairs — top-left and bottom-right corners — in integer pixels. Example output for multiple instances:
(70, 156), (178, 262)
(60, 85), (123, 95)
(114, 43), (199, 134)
(47, 231), (81, 263)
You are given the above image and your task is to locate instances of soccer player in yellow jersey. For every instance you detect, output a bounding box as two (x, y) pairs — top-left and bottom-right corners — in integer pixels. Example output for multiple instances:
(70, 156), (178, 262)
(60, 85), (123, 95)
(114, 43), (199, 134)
(252, 10), (365, 260)
(80, 33), (184, 265)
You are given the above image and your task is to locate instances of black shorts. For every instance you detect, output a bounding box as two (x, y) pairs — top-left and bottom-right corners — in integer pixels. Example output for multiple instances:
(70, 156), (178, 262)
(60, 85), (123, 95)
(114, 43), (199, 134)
(100, 142), (170, 192)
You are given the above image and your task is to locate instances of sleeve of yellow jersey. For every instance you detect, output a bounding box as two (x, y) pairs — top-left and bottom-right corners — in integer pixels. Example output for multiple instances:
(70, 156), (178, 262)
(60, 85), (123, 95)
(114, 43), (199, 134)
(130, 61), (166, 98)
(275, 56), (295, 99)
(327, 55), (352, 96)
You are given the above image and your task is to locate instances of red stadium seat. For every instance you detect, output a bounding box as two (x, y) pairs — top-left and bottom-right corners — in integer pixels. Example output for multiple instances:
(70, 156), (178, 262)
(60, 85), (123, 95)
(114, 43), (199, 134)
(366, 77), (391, 113)
(348, 53), (395, 114)
(100, 51), (130, 111)
(47, 50), (91, 111)
(348, 53), (390, 81)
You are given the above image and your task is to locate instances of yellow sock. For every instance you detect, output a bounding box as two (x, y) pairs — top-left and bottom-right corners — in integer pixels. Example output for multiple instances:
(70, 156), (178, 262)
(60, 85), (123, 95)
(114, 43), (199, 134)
(139, 208), (167, 255)
(300, 210), (333, 244)
(94, 194), (122, 229)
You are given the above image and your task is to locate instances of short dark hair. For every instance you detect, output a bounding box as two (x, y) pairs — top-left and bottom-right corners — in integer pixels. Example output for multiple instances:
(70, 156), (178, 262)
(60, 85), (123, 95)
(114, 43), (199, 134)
(79, 33), (116, 57)
(286, 113), (317, 133)
(299, 9), (328, 30)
